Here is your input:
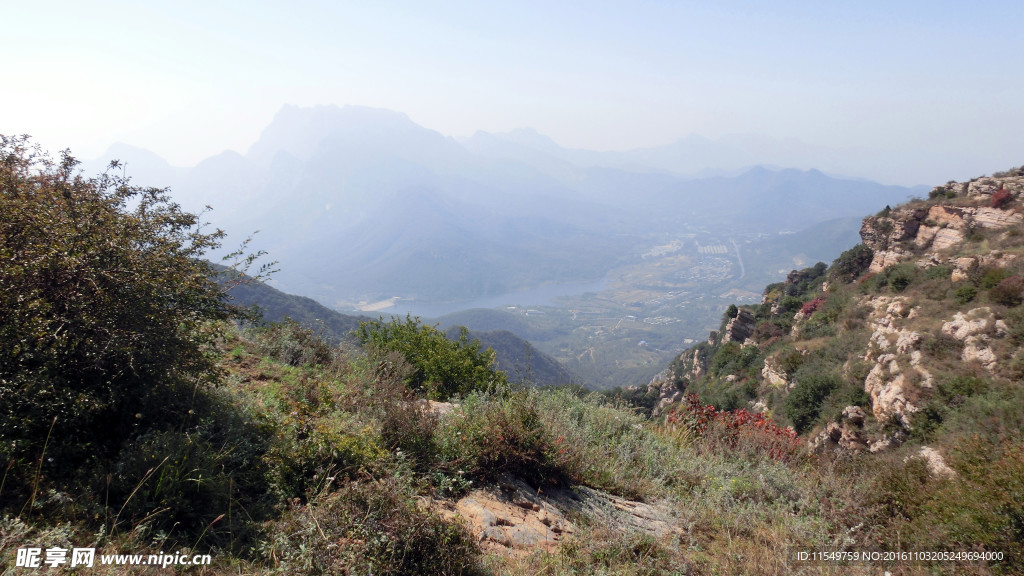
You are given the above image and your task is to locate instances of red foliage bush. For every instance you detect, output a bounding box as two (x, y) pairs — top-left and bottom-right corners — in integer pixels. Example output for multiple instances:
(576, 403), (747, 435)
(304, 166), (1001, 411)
(992, 185), (1012, 209)
(800, 296), (827, 315)
(666, 394), (802, 462)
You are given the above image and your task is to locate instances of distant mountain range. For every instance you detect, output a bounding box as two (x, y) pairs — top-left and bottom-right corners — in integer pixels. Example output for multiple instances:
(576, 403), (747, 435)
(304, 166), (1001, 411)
(86, 104), (926, 313)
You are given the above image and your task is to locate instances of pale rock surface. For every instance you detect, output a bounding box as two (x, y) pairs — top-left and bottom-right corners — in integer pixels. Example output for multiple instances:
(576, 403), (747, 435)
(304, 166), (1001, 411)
(809, 405), (868, 452)
(861, 182), (1023, 274)
(723, 309), (756, 345)
(941, 307), (1003, 372)
(437, 475), (681, 556)
(761, 356), (788, 389)
(941, 307), (997, 340)
(914, 446), (956, 478)
(646, 369), (684, 416)
(861, 296), (928, 426)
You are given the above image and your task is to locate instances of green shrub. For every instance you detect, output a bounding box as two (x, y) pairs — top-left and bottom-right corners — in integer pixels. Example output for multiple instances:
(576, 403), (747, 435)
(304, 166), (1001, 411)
(535, 389), (680, 498)
(937, 374), (988, 401)
(709, 341), (761, 378)
(259, 475), (479, 575)
(784, 372), (841, 434)
(778, 295), (804, 314)
(269, 413), (388, 500)
(909, 403), (946, 442)
(980, 267), (1011, 290)
(923, 264), (953, 280)
(253, 319), (340, 368)
(0, 136), (260, 510)
(929, 185), (958, 200)
(355, 315), (507, 400)
(940, 386), (1024, 446)
(777, 348), (805, 375)
(907, 438), (1024, 568)
(954, 284), (978, 305)
(1008, 308), (1024, 346)
(865, 263), (919, 294)
(434, 389), (562, 487)
(888, 264), (916, 292)
(783, 262), (828, 298)
(380, 397), (439, 470)
(106, 385), (275, 548)
(921, 333), (964, 358)
(865, 455), (931, 524)
(829, 244), (874, 283)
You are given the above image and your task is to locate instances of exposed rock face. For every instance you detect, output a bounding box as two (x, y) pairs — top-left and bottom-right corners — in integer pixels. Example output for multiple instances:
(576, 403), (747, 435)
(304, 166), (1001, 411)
(809, 405), (868, 453)
(438, 475), (681, 556)
(723, 309), (756, 345)
(971, 206), (1024, 229)
(861, 296), (931, 426)
(646, 369), (685, 416)
(913, 446), (956, 478)
(951, 252), (1018, 282)
(941, 306), (1000, 340)
(940, 307), (1007, 373)
(426, 400), (455, 417)
(442, 481), (573, 554)
(673, 345), (709, 380)
(761, 356), (788, 389)
(861, 175), (1024, 273)
(967, 176), (1024, 199)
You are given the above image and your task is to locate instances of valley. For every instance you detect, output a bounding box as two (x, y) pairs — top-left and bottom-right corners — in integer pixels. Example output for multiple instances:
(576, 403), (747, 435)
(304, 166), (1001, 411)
(81, 105), (919, 390)
(429, 225), (856, 389)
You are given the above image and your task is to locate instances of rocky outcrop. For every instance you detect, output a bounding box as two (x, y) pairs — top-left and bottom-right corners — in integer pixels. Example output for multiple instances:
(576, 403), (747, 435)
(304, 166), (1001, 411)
(761, 356), (789, 389)
(914, 446), (956, 478)
(439, 479), (573, 554)
(673, 345), (709, 380)
(437, 475), (681, 556)
(809, 405), (868, 453)
(861, 174), (1024, 273)
(861, 296), (931, 427)
(646, 370), (685, 416)
(723, 309), (756, 344)
(967, 175), (1024, 199)
(940, 307), (1007, 373)
(950, 252), (1018, 282)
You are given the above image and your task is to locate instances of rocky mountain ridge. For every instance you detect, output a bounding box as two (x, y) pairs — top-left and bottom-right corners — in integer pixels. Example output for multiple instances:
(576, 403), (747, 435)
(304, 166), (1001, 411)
(647, 167), (1024, 456)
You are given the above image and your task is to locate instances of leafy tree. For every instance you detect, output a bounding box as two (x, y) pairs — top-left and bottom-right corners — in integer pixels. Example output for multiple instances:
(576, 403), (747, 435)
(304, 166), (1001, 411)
(355, 315), (507, 400)
(0, 136), (258, 500)
(829, 244), (874, 283)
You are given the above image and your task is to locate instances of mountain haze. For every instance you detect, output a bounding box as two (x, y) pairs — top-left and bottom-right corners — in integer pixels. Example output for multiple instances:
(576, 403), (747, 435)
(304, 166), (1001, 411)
(86, 104), (922, 316)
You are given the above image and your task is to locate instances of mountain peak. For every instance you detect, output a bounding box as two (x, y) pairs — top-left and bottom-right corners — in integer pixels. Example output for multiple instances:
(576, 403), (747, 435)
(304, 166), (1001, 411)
(246, 104), (429, 164)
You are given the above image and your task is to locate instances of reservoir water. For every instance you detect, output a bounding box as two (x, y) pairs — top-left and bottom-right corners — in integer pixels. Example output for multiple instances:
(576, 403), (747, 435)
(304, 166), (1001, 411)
(371, 278), (608, 319)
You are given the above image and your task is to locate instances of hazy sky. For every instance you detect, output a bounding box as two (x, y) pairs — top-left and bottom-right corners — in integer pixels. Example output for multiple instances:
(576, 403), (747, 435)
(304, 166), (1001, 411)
(5, 0), (1023, 185)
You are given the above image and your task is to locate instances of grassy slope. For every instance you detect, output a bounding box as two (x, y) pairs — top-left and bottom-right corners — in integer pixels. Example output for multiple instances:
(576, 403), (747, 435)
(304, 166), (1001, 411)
(5, 315), (1017, 574)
